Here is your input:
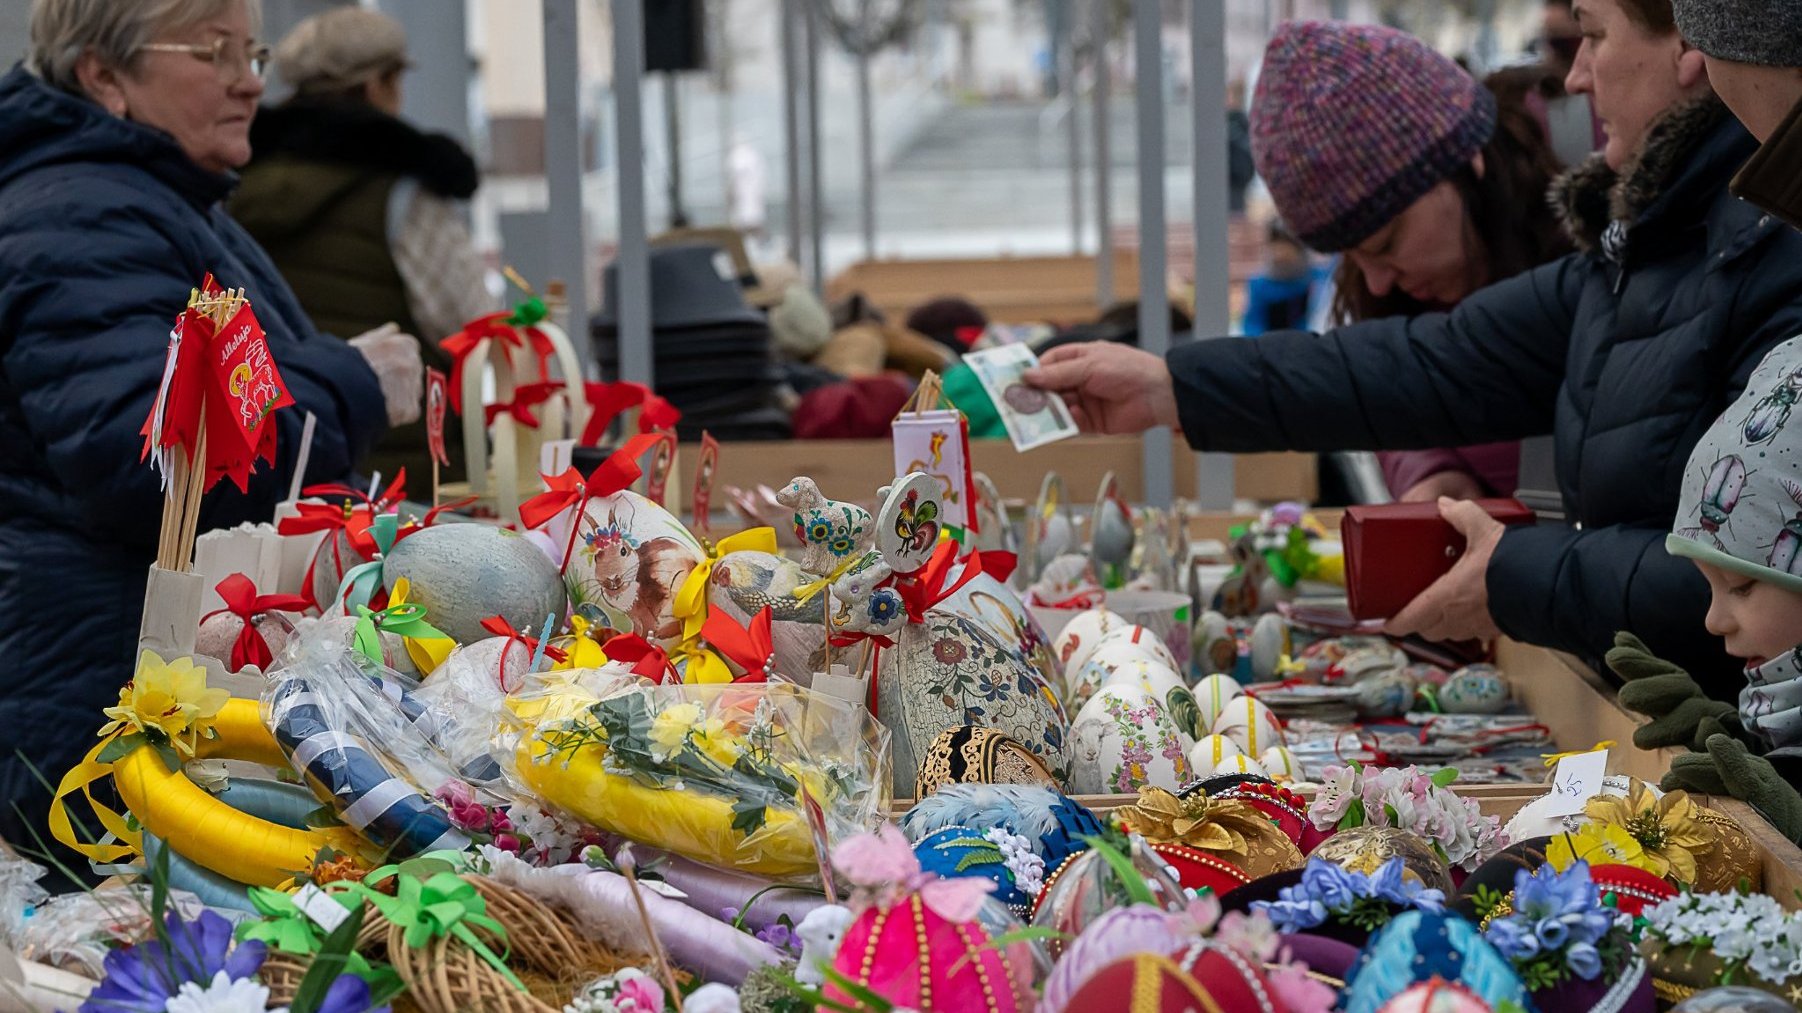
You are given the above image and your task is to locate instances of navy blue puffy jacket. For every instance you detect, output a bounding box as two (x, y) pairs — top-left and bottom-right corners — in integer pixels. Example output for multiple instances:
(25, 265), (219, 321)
(1168, 101), (1802, 698)
(0, 66), (386, 851)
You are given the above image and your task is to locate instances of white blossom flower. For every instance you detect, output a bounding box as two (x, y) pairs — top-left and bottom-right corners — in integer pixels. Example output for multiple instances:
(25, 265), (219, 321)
(163, 972), (273, 1013)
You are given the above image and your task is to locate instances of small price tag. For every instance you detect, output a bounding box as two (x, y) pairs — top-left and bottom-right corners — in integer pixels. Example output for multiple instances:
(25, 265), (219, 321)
(539, 438), (576, 477)
(1545, 747), (1610, 817)
(292, 882), (350, 933)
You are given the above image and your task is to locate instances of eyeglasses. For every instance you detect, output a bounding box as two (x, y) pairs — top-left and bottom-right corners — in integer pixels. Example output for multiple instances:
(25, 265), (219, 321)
(138, 35), (271, 84)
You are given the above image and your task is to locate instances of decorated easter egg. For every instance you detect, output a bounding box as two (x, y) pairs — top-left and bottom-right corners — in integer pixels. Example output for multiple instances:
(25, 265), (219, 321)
(1054, 608), (1129, 678)
(1355, 667), (1419, 719)
(1259, 745), (1301, 782)
(1032, 836), (1188, 952)
(914, 726), (1059, 800)
(1334, 644), (1408, 682)
(1185, 735), (1246, 778)
(196, 609), (296, 674)
(912, 826), (1040, 918)
(1102, 590), (1192, 673)
(1037, 905), (1184, 1013)
(1063, 941), (1281, 1013)
(1374, 980), (1501, 1013)
(561, 490), (703, 645)
(1213, 753), (1267, 778)
(1248, 612), (1291, 682)
(1191, 673), (1244, 729)
(827, 892), (1034, 1013)
(1101, 658), (1186, 702)
(1441, 664), (1511, 714)
(1313, 826), (1455, 896)
(1067, 685), (1195, 796)
(1346, 911), (1530, 1013)
(1096, 624), (1182, 672)
(384, 523), (568, 646)
(1210, 696), (1285, 754)
(1192, 610), (1237, 678)
(875, 473), (945, 576)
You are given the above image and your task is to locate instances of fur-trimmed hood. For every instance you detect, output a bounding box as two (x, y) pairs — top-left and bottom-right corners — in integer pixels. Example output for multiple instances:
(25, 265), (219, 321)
(1550, 98), (1732, 255)
(246, 99), (478, 199)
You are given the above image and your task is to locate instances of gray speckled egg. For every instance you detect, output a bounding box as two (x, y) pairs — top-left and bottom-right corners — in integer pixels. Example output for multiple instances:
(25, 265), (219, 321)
(383, 524), (567, 645)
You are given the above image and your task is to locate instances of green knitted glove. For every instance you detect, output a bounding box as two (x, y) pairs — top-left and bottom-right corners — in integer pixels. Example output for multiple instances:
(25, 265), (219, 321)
(1660, 751), (1728, 795)
(1705, 733), (1802, 845)
(1607, 632), (1738, 752)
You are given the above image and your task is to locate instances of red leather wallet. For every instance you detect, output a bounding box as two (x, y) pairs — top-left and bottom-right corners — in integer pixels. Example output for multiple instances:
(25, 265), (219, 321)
(1341, 499), (1537, 620)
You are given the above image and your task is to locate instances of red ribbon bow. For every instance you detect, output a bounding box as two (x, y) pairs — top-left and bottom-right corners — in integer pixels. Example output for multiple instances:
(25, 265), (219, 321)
(518, 432), (663, 571)
(302, 470), (407, 513)
(894, 540), (989, 624)
(276, 503), (378, 611)
(479, 615), (567, 688)
(579, 381), (682, 446)
(701, 607), (775, 683)
(601, 633), (678, 684)
(440, 313), (558, 414)
(201, 573), (310, 671)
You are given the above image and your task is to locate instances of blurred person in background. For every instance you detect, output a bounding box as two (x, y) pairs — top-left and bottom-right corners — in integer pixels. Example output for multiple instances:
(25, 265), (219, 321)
(1226, 76), (1255, 216)
(232, 6), (488, 483)
(1240, 225), (1323, 336)
(1537, 0), (1610, 164)
(1252, 23), (1571, 503)
(1026, 5), (1802, 698)
(1, 0), (417, 864)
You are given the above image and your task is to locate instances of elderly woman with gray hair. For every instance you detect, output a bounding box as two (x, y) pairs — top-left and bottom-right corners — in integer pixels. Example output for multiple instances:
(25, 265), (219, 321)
(0, 0), (419, 860)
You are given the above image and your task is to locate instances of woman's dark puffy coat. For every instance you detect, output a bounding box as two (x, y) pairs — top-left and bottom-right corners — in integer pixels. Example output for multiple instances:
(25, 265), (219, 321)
(0, 66), (386, 852)
(1168, 100), (1802, 697)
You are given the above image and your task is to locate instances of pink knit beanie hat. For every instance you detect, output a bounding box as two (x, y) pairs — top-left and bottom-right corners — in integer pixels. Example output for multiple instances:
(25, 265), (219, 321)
(1251, 21), (1497, 253)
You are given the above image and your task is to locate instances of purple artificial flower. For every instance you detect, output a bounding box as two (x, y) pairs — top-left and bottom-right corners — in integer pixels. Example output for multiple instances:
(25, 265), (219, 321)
(81, 910), (266, 1013)
(1566, 941), (1603, 981)
(1368, 858), (1446, 913)
(1299, 859), (1361, 913)
(317, 973), (392, 1013)
(1486, 918), (1540, 963)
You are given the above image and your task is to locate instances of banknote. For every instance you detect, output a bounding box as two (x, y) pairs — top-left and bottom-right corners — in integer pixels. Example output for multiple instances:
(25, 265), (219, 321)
(963, 344), (1080, 451)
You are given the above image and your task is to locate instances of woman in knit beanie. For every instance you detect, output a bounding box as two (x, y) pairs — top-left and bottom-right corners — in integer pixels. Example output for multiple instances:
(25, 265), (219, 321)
(1028, 0), (1802, 698)
(1250, 21), (1571, 502)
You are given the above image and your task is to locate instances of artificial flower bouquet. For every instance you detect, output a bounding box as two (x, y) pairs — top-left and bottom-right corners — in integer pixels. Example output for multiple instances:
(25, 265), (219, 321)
(1482, 861), (1642, 1004)
(510, 667), (890, 878)
(1308, 763), (1506, 872)
(1640, 890), (1802, 1003)
(1255, 856), (1448, 937)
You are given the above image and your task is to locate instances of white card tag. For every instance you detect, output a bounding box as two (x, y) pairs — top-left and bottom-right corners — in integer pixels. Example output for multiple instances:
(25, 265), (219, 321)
(292, 883), (350, 933)
(1545, 748), (1610, 817)
(540, 438), (576, 477)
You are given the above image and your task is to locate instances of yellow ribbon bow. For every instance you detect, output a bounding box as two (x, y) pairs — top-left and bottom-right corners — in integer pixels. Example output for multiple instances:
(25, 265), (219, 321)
(552, 613), (610, 671)
(673, 527), (777, 640)
(791, 552), (865, 605)
(389, 578), (455, 676)
(1542, 740), (1615, 767)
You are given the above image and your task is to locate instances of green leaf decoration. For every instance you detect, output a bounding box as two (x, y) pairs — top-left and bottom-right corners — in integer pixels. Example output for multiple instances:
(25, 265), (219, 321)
(1430, 767), (1460, 789)
(1079, 834), (1155, 906)
(96, 732), (148, 765)
(509, 296), (549, 327)
(152, 741), (182, 772)
(303, 805), (342, 830)
(953, 851), (1007, 874)
(732, 800), (769, 835)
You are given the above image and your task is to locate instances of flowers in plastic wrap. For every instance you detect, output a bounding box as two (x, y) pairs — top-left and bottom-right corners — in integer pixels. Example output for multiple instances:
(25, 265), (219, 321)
(1307, 763), (1505, 872)
(513, 669), (889, 878)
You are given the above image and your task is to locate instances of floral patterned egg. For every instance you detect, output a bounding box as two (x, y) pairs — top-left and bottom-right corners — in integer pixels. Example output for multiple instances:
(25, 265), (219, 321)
(1100, 660), (1202, 738)
(1192, 673), (1244, 730)
(1211, 695), (1286, 754)
(1054, 608), (1129, 679)
(1441, 664), (1511, 714)
(1096, 623), (1182, 673)
(1185, 734), (1245, 778)
(564, 490), (703, 646)
(1067, 684), (1195, 795)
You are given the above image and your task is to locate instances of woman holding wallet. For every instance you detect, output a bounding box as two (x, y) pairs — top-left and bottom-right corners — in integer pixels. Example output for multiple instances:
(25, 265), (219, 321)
(1027, 0), (1802, 699)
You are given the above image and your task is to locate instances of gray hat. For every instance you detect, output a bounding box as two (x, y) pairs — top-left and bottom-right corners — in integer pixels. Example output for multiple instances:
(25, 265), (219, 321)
(1669, 336), (1802, 595)
(275, 8), (409, 94)
(1674, 0), (1802, 67)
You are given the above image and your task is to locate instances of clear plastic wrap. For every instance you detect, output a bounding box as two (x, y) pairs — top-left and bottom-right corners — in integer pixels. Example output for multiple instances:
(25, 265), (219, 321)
(505, 667), (890, 879)
(263, 626), (474, 856)
(11, 884), (217, 978)
(0, 853), (49, 948)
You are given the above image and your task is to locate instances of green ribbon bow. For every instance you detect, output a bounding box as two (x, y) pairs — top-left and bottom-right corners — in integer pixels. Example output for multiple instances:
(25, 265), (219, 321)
(509, 296), (548, 327)
(354, 872), (523, 991)
(336, 513), (404, 614)
(352, 602), (449, 668)
(237, 886), (386, 983)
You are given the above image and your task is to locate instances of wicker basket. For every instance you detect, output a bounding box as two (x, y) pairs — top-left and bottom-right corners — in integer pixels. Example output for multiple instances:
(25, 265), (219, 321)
(263, 875), (646, 1013)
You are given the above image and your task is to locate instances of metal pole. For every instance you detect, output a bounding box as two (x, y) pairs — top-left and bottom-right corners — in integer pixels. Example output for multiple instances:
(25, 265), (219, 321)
(1092, 0), (1113, 307)
(857, 44), (877, 258)
(664, 73), (686, 228)
(1134, 0), (1172, 508)
(781, 0), (805, 263)
(612, 0), (654, 388)
(805, 0), (827, 291)
(1063, 7), (1083, 254)
(543, 0), (590, 371)
(1190, 0), (1234, 508)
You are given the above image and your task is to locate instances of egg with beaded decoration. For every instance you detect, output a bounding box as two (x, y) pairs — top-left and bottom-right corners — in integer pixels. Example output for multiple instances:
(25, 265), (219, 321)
(1210, 695), (1286, 754)
(1375, 979), (1502, 1013)
(911, 826), (1041, 920)
(1036, 904), (1188, 1013)
(1054, 608), (1130, 680)
(1344, 910), (1531, 1013)
(1067, 684), (1196, 795)
(899, 783), (1104, 876)
(1062, 940), (1285, 1013)
(826, 890), (1037, 1013)
(1031, 836), (1188, 958)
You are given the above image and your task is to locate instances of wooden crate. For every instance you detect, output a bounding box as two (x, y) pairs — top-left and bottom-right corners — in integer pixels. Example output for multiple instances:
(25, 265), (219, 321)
(686, 437), (1316, 514)
(827, 252), (1141, 327)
